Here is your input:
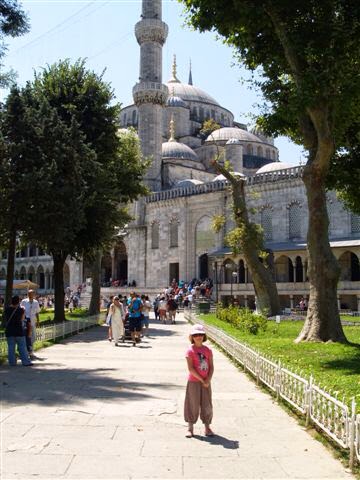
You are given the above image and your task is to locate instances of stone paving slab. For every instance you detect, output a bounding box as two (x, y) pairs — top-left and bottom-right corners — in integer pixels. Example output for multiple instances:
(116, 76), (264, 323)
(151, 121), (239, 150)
(0, 314), (355, 479)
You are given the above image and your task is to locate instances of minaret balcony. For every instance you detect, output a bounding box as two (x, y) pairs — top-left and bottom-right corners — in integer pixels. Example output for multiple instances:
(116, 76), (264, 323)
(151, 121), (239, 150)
(133, 82), (169, 106)
(135, 19), (168, 45)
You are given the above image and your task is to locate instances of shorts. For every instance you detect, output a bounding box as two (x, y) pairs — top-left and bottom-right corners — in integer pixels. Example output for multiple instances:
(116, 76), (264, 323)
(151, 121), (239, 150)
(129, 317), (142, 332)
(142, 315), (149, 328)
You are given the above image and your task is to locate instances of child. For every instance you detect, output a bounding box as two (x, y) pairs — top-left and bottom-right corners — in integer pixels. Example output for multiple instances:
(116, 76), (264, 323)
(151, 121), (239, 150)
(184, 323), (214, 438)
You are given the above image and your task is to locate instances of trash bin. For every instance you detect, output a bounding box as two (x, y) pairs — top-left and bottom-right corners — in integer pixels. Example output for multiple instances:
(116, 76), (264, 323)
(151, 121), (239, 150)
(198, 302), (210, 314)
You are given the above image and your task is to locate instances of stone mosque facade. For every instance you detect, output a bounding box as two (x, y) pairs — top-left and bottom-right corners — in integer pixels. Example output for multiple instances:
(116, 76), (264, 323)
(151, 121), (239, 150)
(1, 0), (359, 311)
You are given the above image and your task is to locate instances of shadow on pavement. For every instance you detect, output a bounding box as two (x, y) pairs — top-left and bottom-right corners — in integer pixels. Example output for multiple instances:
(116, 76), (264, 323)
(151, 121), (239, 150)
(198, 433), (239, 450)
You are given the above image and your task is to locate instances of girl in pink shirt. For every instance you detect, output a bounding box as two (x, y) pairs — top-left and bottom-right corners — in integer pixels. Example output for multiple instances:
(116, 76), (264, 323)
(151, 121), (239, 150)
(184, 323), (214, 438)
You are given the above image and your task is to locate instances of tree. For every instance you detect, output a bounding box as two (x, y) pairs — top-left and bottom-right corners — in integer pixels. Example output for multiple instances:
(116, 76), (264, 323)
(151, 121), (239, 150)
(0, 1), (29, 87)
(182, 0), (360, 342)
(0, 86), (47, 306)
(212, 161), (280, 316)
(26, 60), (147, 321)
(327, 124), (360, 215)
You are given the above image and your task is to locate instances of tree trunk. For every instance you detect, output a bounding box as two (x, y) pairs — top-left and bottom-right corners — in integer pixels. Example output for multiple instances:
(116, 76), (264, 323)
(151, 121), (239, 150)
(214, 161), (280, 316)
(296, 169), (347, 342)
(52, 252), (66, 323)
(89, 250), (101, 315)
(5, 226), (16, 306)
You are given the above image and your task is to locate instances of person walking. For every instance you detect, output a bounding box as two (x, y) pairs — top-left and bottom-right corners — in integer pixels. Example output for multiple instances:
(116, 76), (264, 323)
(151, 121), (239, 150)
(141, 295), (152, 336)
(109, 296), (125, 345)
(127, 292), (142, 346)
(5, 295), (32, 366)
(184, 324), (214, 438)
(20, 289), (40, 358)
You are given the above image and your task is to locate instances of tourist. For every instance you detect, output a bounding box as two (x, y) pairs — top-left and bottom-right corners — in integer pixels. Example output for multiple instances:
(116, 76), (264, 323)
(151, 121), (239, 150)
(20, 289), (40, 358)
(153, 295), (160, 321)
(128, 292), (142, 346)
(105, 295), (114, 341)
(141, 295), (152, 336)
(184, 323), (214, 438)
(158, 296), (167, 323)
(167, 295), (178, 324)
(109, 296), (125, 345)
(5, 295), (32, 366)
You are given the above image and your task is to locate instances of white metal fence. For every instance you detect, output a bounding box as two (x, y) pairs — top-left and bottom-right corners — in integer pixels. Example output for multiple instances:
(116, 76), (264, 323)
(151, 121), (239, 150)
(0, 315), (101, 358)
(185, 311), (360, 470)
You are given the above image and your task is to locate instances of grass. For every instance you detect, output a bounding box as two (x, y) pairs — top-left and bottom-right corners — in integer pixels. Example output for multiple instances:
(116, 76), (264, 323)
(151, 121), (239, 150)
(200, 313), (360, 411)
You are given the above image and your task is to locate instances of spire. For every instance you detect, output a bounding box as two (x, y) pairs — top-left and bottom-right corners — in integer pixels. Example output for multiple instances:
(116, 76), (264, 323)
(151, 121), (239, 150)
(168, 54), (180, 83)
(188, 58), (193, 85)
(169, 114), (176, 142)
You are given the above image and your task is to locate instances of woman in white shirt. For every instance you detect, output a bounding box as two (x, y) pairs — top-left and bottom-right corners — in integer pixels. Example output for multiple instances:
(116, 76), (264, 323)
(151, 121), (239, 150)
(110, 297), (125, 345)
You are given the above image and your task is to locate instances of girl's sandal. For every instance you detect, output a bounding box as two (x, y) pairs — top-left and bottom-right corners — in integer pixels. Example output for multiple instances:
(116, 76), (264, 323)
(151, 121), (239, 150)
(185, 430), (193, 438)
(205, 428), (214, 437)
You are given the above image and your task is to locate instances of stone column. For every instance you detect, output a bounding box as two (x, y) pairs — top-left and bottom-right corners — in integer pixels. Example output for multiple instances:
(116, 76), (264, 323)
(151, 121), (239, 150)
(133, 0), (168, 192)
(244, 295), (248, 308)
(290, 295), (294, 309)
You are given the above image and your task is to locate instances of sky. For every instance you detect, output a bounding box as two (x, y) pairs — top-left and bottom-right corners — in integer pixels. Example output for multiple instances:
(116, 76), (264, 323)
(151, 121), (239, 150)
(2, 0), (306, 165)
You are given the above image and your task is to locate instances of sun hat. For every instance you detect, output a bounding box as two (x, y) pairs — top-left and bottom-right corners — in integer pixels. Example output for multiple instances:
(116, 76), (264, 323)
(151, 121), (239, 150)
(189, 323), (207, 342)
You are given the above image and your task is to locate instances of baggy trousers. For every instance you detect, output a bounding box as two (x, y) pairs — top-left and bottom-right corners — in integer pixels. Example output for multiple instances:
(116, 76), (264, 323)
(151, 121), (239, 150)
(184, 380), (213, 425)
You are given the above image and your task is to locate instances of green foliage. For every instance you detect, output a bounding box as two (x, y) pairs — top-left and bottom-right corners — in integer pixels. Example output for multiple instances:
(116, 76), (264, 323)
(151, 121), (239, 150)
(0, 1), (29, 88)
(216, 304), (267, 335)
(211, 214), (225, 233)
(199, 118), (220, 139)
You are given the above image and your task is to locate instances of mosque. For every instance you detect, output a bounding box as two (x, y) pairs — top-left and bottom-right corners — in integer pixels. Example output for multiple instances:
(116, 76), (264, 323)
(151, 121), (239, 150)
(1, 0), (359, 311)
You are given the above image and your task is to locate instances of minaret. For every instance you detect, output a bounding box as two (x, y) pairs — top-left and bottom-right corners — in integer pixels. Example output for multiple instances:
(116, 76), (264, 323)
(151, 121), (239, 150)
(133, 0), (168, 192)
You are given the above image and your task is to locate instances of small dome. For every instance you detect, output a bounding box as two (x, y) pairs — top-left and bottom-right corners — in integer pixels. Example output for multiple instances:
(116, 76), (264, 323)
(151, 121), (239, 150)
(256, 162), (291, 174)
(166, 95), (187, 108)
(176, 179), (204, 188)
(212, 172), (246, 182)
(162, 141), (199, 162)
(205, 127), (260, 143)
(226, 138), (242, 145)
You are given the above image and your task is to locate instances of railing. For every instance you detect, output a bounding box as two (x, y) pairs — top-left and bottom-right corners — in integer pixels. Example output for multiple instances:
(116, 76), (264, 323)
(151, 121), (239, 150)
(0, 315), (101, 357)
(185, 310), (359, 470)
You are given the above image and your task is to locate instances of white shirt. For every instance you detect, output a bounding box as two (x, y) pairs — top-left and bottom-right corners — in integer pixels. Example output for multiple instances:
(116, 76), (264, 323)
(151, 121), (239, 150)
(20, 298), (40, 325)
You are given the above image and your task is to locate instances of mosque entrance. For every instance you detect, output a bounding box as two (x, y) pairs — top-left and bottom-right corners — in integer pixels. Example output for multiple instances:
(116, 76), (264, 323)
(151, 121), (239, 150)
(199, 254), (209, 280)
(169, 263), (179, 285)
(114, 240), (128, 285)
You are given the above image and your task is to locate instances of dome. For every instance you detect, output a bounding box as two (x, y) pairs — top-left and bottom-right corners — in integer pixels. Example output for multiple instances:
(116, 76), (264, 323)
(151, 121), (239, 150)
(256, 162), (291, 174)
(226, 138), (242, 145)
(212, 172), (246, 182)
(205, 127), (261, 143)
(162, 140), (199, 162)
(165, 81), (220, 106)
(250, 125), (274, 145)
(176, 179), (204, 188)
(166, 95), (187, 108)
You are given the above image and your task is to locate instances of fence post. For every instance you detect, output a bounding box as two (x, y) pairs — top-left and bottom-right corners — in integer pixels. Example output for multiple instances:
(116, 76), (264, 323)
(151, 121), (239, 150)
(77, 318), (80, 334)
(305, 375), (312, 427)
(256, 353), (260, 385)
(349, 398), (356, 471)
(63, 321), (66, 339)
(52, 322), (56, 342)
(275, 360), (281, 400)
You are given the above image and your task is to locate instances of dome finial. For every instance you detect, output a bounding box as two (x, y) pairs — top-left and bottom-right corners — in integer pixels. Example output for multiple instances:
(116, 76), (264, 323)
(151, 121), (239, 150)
(188, 58), (193, 85)
(169, 114), (176, 142)
(168, 54), (180, 83)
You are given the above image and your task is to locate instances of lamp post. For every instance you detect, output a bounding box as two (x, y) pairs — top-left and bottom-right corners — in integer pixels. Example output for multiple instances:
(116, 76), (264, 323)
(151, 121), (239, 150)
(231, 270), (238, 303)
(212, 263), (218, 303)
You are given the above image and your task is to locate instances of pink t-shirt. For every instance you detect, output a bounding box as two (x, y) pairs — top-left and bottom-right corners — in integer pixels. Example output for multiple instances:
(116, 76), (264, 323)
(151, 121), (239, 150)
(185, 345), (212, 382)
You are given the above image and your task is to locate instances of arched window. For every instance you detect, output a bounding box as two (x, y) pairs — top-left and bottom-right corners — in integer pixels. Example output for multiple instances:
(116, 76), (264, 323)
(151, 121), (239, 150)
(271, 150), (276, 159)
(29, 244), (37, 257)
(151, 221), (160, 249)
(169, 217), (179, 248)
(266, 148), (270, 159)
(351, 213), (360, 234)
(295, 256), (303, 282)
(238, 260), (246, 283)
(257, 146), (263, 157)
(123, 112), (127, 125)
(261, 206), (273, 240)
(289, 202), (301, 239)
(132, 110), (136, 125)
(247, 144), (253, 155)
(326, 198), (335, 234)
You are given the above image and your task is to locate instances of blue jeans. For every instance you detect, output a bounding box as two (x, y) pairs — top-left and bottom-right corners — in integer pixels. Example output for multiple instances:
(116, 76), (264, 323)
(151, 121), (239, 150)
(7, 336), (32, 366)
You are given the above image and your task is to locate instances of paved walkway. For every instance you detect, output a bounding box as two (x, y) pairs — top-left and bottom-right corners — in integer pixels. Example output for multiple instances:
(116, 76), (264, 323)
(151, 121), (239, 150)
(1, 314), (354, 479)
